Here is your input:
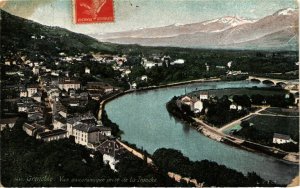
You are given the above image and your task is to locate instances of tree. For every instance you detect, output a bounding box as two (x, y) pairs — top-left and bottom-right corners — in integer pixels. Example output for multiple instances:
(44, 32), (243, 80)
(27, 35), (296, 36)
(251, 94), (265, 105)
(240, 121), (250, 128)
(233, 95), (251, 108)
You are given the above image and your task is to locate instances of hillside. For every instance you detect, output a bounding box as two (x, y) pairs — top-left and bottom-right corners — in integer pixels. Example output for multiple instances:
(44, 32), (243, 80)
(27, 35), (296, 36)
(0, 9), (118, 56)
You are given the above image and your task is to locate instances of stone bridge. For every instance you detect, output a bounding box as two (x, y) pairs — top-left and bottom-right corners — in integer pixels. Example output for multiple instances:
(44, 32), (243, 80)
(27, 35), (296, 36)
(248, 76), (299, 93)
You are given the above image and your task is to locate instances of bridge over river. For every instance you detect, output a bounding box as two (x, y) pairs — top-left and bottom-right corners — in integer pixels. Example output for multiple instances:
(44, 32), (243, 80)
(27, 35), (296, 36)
(248, 76), (299, 93)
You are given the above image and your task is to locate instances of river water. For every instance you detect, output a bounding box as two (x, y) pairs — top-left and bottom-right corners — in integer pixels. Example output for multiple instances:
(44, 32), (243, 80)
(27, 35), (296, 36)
(105, 80), (299, 184)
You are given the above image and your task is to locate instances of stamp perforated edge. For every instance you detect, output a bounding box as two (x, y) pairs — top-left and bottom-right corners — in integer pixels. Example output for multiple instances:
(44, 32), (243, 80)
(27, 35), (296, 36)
(71, 0), (116, 25)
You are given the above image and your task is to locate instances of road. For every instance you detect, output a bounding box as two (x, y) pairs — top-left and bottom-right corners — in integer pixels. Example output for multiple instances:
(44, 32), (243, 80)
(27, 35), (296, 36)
(218, 107), (268, 132)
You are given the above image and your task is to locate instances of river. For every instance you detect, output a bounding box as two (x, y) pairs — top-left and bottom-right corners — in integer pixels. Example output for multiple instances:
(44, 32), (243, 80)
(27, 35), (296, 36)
(105, 80), (299, 184)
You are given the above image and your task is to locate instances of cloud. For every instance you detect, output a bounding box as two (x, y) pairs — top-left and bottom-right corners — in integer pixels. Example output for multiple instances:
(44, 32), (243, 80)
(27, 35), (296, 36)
(249, 9), (255, 13)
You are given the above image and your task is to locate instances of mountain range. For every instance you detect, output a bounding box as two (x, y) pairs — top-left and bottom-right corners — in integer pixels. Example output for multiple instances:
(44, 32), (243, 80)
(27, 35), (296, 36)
(93, 8), (299, 51)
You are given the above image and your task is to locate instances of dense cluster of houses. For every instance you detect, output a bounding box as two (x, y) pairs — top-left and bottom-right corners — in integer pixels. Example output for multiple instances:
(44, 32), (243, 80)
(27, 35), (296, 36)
(111, 54), (185, 89)
(1, 52), (127, 171)
(141, 56), (185, 69)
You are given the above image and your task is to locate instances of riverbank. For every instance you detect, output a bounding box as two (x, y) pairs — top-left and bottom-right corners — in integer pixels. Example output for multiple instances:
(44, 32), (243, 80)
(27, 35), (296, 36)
(103, 80), (299, 184)
(166, 99), (299, 164)
(99, 79), (299, 163)
(288, 175), (299, 187)
(116, 140), (203, 187)
(98, 77), (221, 120)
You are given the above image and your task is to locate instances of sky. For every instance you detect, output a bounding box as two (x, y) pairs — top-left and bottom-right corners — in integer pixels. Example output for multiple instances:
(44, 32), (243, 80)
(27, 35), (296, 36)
(1, 0), (299, 35)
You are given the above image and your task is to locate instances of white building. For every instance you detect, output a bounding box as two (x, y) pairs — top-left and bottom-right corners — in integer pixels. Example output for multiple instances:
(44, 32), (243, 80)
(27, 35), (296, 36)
(73, 123), (103, 146)
(141, 75), (148, 81)
(227, 61), (232, 68)
(125, 69), (131, 75)
(230, 104), (243, 111)
(27, 85), (38, 97)
(97, 140), (127, 171)
(230, 104), (237, 110)
(32, 66), (39, 75)
(273, 133), (296, 144)
(85, 67), (90, 74)
(206, 65), (210, 72)
(193, 100), (203, 113)
(58, 80), (81, 91)
(131, 82), (137, 89)
(172, 59), (185, 65)
(51, 71), (60, 76)
(66, 112), (112, 145)
(200, 92), (209, 100)
(20, 88), (27, 97)
(144, 61), (156, 69)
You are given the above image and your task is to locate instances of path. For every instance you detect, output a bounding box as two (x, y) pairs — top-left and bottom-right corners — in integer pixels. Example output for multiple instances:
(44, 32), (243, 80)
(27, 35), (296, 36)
(192, 118), (244, 144)
(98, 92), (123, 120)
(218, 107), (268, 132)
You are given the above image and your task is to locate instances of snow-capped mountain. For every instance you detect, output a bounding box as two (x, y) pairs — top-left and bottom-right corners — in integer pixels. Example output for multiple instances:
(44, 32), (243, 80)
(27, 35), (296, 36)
(95, 16), (256, 39)
(93, 8), (298, 51)
(202, 16), (256, 33)
(274, 8), (296, 16)
(203, 16), (256, 27)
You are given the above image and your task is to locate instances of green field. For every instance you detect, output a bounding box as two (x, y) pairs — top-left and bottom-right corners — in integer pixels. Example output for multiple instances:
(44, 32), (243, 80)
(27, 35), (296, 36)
(245, 114), (299, 140)
(260, 107), (299, 116)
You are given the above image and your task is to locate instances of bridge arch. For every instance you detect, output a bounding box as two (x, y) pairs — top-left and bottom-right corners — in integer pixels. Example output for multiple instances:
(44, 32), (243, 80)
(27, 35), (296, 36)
(250, 78), (261, 83)
(262, 80), (275, 85)
(276, 82), (287, 87)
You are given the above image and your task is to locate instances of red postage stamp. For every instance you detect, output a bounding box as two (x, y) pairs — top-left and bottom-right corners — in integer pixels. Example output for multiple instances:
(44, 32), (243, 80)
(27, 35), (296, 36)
(73, 0), (114, 24)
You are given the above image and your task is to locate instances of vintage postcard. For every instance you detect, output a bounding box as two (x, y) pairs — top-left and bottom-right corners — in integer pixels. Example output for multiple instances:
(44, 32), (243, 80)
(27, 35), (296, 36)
(0, 0), (299, 187)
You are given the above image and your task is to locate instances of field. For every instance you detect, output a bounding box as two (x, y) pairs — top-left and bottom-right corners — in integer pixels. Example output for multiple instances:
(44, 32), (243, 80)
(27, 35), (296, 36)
(245, 114), (299, 141)
(259, 107), (299, 116)
(235, 107), (299, 143)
